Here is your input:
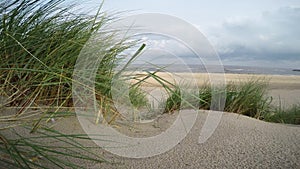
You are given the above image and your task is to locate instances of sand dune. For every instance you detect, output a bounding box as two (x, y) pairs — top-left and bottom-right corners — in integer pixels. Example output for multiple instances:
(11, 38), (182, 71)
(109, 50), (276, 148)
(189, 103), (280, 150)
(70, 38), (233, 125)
(47, 111), (300, 168)
(69, 73), (299, 168)
(1, 73), (299, 168)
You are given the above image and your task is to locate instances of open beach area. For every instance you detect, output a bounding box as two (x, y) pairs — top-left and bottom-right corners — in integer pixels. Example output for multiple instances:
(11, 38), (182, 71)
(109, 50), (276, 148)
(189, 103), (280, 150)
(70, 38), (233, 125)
(1, 0), (300, 168)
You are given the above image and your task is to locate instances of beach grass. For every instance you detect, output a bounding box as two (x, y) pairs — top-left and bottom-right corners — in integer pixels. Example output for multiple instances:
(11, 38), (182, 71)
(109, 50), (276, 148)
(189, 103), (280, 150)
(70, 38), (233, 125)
(0, 0), (134, 167)
(0, 127), (107, 168)
(196, 78), (299, 124)
(224, 79), (272, 119)
(198, 78), (272, 119)
(163, 86), (182, 113)
(127, 71), (298, 125)
(129, 85), (149, 109)
(263, 104), (300, 124)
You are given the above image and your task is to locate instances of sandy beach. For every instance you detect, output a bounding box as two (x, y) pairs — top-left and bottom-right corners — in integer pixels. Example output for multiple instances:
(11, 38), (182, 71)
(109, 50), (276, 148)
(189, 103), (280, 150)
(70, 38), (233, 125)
(1, 73), (299, 168)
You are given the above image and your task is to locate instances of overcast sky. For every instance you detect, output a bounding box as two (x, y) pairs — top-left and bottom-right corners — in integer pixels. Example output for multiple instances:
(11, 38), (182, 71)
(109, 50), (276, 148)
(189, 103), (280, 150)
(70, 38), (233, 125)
(67, 0), (300, 68)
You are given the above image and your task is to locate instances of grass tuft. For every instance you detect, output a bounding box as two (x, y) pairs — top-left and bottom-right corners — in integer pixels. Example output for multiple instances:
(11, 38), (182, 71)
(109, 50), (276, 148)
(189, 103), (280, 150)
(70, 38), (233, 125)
(0, 0), (134, 167)
(164, 86), (181, 113)
(198, 78), (272, 119)
(263, 104), (300, 124)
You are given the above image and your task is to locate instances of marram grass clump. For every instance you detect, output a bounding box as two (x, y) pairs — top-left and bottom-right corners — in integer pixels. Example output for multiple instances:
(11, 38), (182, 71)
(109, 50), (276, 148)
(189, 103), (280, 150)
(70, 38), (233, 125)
(198, 78), (272, 119)
(263, 104), (300, 124)
(0, 0), (132, 168)
(0, 0), (131, 108)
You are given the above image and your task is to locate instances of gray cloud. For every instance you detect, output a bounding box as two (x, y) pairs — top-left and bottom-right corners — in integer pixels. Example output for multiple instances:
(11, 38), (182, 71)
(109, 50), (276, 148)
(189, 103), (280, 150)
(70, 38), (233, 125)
(205, 6), (300, 68)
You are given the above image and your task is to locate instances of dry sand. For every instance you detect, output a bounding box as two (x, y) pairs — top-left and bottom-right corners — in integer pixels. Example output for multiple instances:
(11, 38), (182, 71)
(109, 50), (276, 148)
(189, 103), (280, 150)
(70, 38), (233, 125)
(1, 73), (300, 168)
(37, 111), (300, 168)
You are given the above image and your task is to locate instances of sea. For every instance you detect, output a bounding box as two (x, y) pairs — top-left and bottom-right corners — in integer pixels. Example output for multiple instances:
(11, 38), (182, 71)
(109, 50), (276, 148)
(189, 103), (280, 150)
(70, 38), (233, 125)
(127, 64), (300, 76)
(191, 65), (300, 76)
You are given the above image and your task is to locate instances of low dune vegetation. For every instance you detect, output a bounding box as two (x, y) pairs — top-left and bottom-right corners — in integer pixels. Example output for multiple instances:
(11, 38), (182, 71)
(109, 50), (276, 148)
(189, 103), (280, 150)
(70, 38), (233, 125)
(263, 104), (300, 124)
(198, 79), (271, 119)
(163, 78), (299, 125)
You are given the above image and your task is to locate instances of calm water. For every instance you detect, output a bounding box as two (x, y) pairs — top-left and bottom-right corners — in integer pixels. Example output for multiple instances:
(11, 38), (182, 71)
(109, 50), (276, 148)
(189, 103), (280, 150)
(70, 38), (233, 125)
(128, 64), (300, 76)
(192, 65), (300, 76)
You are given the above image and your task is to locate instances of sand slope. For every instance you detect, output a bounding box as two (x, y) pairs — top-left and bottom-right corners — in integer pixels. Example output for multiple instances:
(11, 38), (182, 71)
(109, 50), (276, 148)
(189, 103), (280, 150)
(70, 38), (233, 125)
(50, 111), (300, 169)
